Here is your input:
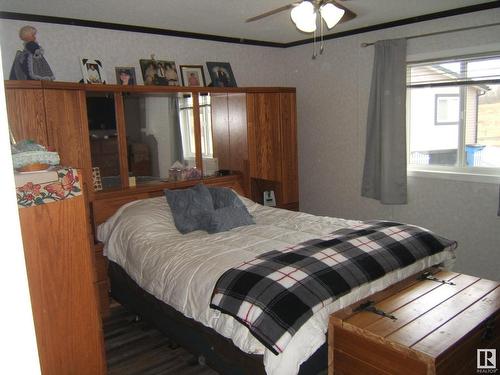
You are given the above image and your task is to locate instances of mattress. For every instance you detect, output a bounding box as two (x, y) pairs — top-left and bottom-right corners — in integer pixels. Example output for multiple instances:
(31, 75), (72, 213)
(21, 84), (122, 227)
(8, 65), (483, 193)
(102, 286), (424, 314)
(98, 195), (455, 375)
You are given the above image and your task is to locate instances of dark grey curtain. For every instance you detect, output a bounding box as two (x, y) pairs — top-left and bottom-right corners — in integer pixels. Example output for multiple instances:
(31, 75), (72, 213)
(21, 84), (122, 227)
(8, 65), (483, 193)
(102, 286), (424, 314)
(361, 38), (408, 204)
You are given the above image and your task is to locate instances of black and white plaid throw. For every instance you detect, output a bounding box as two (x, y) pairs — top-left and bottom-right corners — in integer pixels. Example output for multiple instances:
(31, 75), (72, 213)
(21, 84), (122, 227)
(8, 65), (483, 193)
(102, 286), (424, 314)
(210, 220), (456, 354)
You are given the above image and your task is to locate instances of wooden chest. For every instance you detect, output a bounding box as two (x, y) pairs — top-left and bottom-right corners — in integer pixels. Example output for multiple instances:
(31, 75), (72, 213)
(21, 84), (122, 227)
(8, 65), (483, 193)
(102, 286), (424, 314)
(328, 270), (499, 375)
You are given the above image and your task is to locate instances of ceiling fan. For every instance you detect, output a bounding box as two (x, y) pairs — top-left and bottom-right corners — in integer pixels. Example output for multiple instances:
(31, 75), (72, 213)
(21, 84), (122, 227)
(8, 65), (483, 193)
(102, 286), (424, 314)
(246, 0), (357, 58)
(246, 0), (356, 31)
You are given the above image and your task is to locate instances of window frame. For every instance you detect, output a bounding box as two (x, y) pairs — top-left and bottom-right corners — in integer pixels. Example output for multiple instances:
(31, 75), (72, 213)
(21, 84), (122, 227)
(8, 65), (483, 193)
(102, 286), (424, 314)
(434, 93), (460, 126)
(406, 53), (500, 183)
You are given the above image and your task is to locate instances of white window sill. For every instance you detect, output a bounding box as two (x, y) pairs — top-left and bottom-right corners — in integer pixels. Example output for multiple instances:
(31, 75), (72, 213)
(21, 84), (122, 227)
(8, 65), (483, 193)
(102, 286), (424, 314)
(408, 168), (500, 184)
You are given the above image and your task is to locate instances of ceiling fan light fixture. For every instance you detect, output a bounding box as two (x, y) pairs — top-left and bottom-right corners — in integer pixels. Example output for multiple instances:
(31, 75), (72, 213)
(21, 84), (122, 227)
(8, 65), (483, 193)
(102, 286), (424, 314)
(320, 3), (345, 29)
(291, 1), (317, 32)
(295, 13), (317, 32)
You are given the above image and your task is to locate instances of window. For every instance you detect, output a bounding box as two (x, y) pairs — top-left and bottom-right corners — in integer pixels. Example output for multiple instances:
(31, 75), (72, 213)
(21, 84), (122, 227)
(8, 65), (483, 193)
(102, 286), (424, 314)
(407, 54), (500, 177)
(434, 94), (459, 125)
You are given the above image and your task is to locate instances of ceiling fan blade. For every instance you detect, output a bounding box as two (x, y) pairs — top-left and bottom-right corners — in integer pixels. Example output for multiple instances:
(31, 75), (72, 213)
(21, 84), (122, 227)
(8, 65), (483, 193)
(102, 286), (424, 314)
(331, 0), (357, 23)
(245, 4), (295, 23)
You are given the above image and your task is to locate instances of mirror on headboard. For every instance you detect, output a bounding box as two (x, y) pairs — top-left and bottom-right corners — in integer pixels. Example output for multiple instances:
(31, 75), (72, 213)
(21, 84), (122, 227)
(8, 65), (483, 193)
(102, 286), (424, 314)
(122, 92), (199, 185)
(86, 92), (120, 190)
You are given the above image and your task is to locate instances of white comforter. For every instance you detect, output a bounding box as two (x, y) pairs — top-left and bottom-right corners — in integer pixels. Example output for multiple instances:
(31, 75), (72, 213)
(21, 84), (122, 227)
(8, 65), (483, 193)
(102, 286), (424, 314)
(98, 196), (455, 375)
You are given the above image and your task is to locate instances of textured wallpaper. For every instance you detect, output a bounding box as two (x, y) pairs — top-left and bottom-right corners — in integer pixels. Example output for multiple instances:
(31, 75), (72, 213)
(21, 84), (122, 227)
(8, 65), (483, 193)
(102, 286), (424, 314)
(283, 8), (500, 280)
(0, 19), (285, 86)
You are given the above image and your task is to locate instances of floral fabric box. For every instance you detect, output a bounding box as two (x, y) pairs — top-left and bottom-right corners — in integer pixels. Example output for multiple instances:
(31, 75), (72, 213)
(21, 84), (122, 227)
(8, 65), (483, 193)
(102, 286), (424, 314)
(15, 167), (82, 208)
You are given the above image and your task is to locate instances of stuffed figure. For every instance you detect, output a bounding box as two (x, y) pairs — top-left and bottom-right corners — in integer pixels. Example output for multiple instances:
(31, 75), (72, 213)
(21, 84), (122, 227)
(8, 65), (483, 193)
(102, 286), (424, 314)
(9, 25), (55, 81)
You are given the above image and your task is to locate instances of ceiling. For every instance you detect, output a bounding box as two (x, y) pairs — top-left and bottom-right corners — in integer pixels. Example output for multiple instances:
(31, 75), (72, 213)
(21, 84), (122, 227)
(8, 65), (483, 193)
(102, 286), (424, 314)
(0, 0), (498, 45)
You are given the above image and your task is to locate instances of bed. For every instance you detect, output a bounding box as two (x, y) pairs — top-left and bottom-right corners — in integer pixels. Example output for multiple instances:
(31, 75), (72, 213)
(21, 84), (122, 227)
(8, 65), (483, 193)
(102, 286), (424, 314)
(95, 180), (456, 375)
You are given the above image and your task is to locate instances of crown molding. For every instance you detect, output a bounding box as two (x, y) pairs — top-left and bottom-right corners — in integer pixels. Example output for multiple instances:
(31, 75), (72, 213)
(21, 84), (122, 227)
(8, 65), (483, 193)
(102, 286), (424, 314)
(1, 2), (499, 48)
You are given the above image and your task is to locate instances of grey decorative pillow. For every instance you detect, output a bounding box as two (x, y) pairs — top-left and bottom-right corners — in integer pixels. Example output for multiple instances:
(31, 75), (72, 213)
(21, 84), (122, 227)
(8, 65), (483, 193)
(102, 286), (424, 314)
(208, 187), (246, 209)
(203, 206), (255, 234)
(165, 184), (214, 234)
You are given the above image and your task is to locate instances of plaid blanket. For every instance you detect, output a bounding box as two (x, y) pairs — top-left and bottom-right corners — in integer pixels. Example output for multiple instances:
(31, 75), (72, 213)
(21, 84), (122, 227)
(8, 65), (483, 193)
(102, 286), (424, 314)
(210, 220), (456, 354)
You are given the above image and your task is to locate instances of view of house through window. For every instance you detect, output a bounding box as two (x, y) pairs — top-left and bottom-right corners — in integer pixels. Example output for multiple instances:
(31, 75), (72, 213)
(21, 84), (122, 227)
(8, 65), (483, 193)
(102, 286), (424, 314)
(407, 54), (500, 172)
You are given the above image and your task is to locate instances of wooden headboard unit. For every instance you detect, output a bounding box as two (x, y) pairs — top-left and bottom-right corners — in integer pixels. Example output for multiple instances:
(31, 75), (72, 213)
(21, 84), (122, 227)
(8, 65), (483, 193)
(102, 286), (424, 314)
(91, 174), (244, 229)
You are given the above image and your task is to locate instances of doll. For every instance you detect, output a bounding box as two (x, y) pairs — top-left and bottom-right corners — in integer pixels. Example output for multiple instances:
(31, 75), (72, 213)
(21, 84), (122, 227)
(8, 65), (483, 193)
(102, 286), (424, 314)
(9, 25), (55, 81)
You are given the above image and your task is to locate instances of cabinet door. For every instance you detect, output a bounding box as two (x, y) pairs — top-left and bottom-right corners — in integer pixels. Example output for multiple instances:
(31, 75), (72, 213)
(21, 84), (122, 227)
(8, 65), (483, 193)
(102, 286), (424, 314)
(5, 88), (48, 145)
(228, 93), (248, 174)
(211, 93), (249, 193)
(228, 93), (249, 194)
(210, 93), (231, 171)
(247, 93), (282, 181)
(280, 93), (299, 205)
(44, 89), (93, 189)
(19, 195), (106, 374)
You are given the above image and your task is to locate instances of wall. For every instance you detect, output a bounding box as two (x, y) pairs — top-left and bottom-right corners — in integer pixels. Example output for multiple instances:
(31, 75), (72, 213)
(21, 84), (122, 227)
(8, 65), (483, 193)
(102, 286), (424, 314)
(283, 8), (500, 280)
(0, 19), (286, 86)
(1, 11), (499, 281)
(0, 47), (41, 375)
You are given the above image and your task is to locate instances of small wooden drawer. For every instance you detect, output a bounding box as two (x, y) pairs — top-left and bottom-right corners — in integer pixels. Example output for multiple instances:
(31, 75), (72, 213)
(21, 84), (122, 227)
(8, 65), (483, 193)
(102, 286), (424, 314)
(328, 270), (500, 375)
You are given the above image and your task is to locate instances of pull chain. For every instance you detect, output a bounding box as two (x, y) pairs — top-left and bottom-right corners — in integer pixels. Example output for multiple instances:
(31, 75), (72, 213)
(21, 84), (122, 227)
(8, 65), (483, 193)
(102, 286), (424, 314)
(312, 23), (317, 59)
(320, 16), (324, 55)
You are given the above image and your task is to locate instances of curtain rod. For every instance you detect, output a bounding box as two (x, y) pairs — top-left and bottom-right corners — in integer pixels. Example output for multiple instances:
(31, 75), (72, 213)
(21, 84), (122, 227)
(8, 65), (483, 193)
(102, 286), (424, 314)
(360, 22), (500, 47)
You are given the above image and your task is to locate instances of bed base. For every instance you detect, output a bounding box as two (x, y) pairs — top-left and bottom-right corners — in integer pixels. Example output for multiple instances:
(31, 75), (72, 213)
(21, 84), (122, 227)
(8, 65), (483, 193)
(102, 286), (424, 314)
(108, 261), (327, 375)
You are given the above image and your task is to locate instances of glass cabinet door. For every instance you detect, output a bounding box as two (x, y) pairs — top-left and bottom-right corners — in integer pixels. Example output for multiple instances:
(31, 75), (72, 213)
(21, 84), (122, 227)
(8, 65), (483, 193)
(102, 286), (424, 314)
(122, 92), (199, 184)
(86, 92), (121, 190)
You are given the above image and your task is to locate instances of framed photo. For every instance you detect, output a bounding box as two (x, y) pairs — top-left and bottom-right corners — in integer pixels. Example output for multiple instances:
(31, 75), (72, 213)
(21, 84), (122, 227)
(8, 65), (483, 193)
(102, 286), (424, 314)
(179, 65), (206, 87)
(115, 67), (137, 85)
(206, 62), (237, 87)
(139, 59), (179, 86)
(80, 58), (107, 84)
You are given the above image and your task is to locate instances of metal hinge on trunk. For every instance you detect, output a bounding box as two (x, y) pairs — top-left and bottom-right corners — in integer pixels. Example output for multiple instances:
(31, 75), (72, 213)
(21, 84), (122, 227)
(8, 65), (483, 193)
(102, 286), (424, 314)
(418, 272), (456, 285)
(355, 300), (397, 320)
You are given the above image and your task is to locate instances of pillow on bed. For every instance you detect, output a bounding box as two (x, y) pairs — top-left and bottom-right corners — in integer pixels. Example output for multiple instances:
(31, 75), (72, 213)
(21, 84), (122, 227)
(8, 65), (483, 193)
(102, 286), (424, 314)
(208, 187), (245, 209)
(202, 206), (255, 234)
(164, 184), (214, 234)
(207, 187), (255, 232)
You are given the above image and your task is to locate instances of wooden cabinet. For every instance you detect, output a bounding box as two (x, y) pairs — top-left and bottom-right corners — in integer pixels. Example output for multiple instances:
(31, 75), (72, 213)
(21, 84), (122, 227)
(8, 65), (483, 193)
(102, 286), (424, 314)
(5, 82), (93, 196)
(17, 171), (106, 374)
(5, 81), (298, 207)
(5, 82), (299, 326)
(247, 91), (298, 208)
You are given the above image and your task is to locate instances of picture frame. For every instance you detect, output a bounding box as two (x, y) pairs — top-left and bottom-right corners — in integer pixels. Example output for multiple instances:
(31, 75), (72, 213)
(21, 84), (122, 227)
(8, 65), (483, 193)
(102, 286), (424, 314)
(179, 65), (206, 87)
(80, 58), (107, 84)
(139, 59), (179, 86)
(206, 62), (237, 87)
(115, 66), (137, 86)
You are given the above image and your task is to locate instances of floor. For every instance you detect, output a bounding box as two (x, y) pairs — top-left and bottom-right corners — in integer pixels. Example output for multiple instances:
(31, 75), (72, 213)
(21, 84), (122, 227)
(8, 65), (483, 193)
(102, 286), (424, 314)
(103, 303), (218, 375)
